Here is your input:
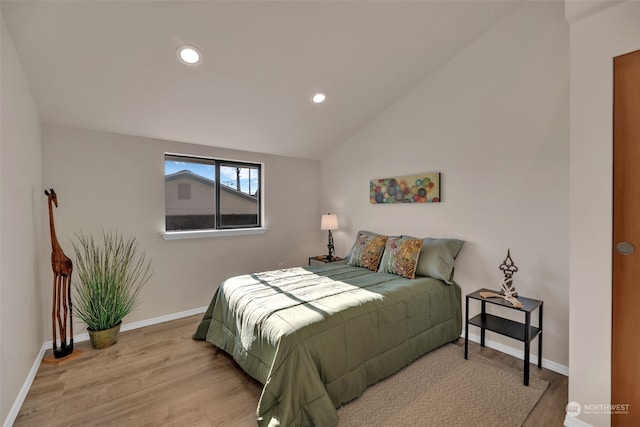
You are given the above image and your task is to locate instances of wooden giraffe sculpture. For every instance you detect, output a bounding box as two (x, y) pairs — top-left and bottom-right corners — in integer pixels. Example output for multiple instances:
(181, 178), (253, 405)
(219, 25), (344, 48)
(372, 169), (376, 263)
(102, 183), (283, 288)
(45, 188), (74, 358)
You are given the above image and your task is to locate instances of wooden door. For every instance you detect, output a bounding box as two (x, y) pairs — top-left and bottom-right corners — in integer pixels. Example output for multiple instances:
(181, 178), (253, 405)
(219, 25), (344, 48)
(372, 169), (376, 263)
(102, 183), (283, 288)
(612, 49), (640, 426)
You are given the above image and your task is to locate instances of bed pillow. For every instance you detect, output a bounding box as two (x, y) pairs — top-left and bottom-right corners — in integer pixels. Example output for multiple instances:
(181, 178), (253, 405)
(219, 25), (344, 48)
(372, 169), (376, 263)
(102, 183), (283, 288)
(344, 231), (381, 262)
(347, 230), (378, 261)
(428, 238), (465, 260)
(377, 236), (423, 279)
(348, 231), (388, 271)
(404, 236), (465, 283)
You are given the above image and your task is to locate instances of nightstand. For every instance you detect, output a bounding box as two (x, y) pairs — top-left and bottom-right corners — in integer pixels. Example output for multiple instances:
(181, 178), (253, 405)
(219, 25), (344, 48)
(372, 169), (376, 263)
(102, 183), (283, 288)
(308, 255), (344, 266)
(464, 288), (543, 386)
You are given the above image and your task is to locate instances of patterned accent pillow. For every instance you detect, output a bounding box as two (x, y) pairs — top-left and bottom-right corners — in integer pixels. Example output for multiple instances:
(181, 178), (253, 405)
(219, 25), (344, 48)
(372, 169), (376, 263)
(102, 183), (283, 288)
(348, 231), (388, 271)
(347, 231), (378, 264)
(378, 236), (423, 279)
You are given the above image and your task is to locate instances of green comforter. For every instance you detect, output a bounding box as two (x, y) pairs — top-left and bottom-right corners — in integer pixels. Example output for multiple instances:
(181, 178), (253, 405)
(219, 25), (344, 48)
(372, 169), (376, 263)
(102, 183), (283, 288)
(193, 261), (461, 426)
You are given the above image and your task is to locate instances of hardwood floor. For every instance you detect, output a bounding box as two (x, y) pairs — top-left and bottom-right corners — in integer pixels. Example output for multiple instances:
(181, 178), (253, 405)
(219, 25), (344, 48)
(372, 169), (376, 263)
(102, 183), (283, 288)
(14, 315), (567, 426)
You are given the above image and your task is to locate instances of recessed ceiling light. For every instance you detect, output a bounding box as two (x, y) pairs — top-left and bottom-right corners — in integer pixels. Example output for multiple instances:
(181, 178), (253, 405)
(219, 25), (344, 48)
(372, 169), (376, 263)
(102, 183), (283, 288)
(312, 93), (327, 104)
(177, 45), (202, 66)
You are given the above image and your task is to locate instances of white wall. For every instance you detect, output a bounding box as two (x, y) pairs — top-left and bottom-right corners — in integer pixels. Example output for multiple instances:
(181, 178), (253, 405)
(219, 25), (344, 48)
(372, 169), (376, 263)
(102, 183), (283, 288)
(0, 15), (44, 426)
(321, 1), (569, 368)
(567, 1), (640, 426)
(41, 125), (322, 337)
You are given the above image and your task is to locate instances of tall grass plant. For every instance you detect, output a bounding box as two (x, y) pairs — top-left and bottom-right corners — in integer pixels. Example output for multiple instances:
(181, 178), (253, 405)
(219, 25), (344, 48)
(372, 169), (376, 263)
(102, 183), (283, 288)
(72, 230), (152, 331)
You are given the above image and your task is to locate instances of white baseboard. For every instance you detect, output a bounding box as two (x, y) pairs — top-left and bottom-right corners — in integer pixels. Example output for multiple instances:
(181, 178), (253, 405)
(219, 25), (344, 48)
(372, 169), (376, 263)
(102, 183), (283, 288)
(3, 306), (208, 427)
(564, 414), (593, 427)
(463, 330), (569, 376)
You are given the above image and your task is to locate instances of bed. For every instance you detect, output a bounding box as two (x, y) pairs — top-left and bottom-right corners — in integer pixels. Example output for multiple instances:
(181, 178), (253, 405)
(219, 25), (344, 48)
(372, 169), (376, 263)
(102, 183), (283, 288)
(193, 233), (463, 427)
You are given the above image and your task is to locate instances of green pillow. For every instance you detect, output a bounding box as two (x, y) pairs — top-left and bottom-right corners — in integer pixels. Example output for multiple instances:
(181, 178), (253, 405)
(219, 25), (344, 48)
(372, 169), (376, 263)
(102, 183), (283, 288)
(403, 236), (465, 283)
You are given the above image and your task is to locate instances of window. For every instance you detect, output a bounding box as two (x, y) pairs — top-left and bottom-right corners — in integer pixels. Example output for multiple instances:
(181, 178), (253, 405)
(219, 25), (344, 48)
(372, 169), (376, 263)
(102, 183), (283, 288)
(164, 154), (262, 232)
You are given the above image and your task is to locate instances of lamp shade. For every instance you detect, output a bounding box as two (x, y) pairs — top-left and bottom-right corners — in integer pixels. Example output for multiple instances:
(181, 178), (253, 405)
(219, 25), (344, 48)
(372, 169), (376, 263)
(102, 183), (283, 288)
(320, 214), (339, 231)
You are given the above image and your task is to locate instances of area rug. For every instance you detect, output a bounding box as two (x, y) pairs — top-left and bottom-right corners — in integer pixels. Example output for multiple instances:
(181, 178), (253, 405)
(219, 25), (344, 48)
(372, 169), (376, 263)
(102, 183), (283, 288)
(337, 344), (548, 427)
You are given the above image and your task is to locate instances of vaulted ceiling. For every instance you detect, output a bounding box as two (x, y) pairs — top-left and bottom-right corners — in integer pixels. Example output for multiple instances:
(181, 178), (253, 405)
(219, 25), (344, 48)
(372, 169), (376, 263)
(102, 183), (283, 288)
(2, 1), (523, 159)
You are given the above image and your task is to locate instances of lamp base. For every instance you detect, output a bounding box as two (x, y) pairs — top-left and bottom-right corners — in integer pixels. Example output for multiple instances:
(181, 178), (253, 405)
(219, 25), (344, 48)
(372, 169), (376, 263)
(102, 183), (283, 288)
(327, 230), (335, 261)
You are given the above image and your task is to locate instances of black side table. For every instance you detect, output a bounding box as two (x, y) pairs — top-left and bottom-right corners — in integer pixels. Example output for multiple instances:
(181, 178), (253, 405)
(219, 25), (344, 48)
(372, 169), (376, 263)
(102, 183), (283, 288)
(464, 288), (543, 386)
(308, 255), (344, 266)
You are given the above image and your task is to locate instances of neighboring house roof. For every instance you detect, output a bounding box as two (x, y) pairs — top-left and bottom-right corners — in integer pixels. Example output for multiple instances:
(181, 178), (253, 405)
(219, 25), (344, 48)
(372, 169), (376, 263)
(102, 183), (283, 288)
(165, 170), (258, 202)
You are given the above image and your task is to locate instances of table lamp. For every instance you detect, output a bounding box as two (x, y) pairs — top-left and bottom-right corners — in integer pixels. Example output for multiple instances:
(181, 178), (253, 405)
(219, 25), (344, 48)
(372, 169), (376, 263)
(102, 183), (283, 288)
(321, 213), (339, 260)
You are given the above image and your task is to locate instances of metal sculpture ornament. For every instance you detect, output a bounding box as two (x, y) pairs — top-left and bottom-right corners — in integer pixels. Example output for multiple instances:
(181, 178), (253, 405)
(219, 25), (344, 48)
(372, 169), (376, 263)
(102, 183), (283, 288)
(499, 249), (520, 305)
(479, 250), (523, 309)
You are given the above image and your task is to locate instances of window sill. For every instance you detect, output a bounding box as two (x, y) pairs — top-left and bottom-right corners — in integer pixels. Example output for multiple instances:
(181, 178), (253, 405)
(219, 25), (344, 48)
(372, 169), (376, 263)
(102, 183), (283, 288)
(161, 227), (268, 240)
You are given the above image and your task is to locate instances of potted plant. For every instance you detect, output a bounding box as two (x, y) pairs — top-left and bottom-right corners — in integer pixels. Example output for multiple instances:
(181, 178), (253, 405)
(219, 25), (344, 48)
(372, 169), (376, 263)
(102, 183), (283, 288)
(72, 230), (152, 349)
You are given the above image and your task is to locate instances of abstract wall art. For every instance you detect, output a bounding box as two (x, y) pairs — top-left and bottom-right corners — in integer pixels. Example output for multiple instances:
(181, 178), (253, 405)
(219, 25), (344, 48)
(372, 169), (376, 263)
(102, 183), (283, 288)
(370, 172), (441, 204)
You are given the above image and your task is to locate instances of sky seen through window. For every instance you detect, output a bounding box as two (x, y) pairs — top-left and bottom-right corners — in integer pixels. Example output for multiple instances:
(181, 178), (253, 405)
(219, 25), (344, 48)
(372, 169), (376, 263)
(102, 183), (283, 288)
(165, 160), (259, 195)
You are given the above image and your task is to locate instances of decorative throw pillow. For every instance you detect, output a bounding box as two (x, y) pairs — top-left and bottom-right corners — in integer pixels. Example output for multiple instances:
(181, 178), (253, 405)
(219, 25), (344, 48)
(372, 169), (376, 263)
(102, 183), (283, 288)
(378, 236), (423, 279)
(403, 236), (465, 283)
(347, 231), (378, 261)
(348, 231), (388, 271)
